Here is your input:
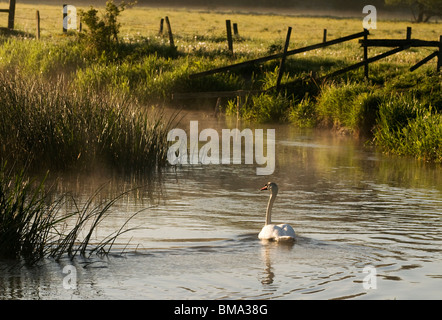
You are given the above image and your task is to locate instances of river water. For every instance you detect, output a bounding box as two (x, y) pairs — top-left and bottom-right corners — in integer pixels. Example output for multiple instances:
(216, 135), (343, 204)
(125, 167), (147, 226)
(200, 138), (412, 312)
(1, 110), (441, 300)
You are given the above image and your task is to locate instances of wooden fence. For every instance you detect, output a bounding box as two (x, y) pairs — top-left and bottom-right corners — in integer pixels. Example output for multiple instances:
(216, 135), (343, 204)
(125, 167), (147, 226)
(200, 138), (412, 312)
(359, 30), (441, 74)
(174, 26), (441, 100)
(1, 4), (440, 98)
(0, 0), (16, 29)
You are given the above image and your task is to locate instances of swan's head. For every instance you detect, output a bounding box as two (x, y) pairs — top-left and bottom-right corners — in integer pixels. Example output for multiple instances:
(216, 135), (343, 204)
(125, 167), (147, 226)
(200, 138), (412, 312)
(260, 182), (278, 195)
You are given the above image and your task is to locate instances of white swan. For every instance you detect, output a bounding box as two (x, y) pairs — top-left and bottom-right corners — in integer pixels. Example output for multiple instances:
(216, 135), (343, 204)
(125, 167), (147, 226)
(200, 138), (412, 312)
(258, 182), (296, 241)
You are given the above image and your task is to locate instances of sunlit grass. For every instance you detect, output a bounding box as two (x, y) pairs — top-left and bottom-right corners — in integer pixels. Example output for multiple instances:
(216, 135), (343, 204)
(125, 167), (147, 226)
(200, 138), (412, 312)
(0, 72), (174, 173)
(0, 2), (441, 163)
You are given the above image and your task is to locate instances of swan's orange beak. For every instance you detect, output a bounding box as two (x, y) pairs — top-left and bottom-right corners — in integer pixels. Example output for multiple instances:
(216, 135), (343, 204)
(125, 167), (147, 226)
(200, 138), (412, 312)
(260, 185), (268, 191)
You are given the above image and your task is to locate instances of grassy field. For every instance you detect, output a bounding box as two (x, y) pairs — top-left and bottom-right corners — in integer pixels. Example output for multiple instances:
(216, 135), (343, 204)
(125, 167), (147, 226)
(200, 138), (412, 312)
(0, 2), (441, 166)
(1, 3), (439, 40)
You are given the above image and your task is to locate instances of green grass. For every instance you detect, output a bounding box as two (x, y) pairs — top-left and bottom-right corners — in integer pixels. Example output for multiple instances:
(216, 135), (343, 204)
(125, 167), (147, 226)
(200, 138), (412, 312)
(0, 3), (441, 165)
(312, 81), (385, 135)
(374, 96), (442, 162)
(0, 163), (143, 265)
(0, 166), (63, 264)
(0, 71), (174, 173)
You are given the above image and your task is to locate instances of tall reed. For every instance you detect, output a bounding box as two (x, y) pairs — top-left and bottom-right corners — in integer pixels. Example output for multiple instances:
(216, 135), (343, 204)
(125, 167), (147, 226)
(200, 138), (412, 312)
(0, 72), (174, 173)
(0, 164), (144, 265)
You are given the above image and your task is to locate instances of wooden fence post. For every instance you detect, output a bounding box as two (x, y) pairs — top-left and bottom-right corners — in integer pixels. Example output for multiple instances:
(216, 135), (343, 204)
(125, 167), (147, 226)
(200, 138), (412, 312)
(438, 35), (442, 72)
(236, 95), (240, 120)
(226, 19), (233, 54)
(363, 29), (369, 79)
(36, 10), (40, 40)
(276, 26), (292, 91)
(323, 29), (327, 43)
(8, 0), (16, 29)
(214, 97), (221, 117)
(233, 23), (238, 36)
(406, 26), (412, 40)
(63, 4), (67, 33)
(165, 16), (175, 48)
(159, 18), (164, 35)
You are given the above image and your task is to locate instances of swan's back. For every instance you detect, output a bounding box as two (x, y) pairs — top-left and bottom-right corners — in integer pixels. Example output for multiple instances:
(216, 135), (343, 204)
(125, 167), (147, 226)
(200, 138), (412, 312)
(258, 223), (295, 241)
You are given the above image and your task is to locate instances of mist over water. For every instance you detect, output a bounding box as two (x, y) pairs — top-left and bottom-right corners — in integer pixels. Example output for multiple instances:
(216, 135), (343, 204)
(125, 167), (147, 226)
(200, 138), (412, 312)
(1, 110), (441, 299)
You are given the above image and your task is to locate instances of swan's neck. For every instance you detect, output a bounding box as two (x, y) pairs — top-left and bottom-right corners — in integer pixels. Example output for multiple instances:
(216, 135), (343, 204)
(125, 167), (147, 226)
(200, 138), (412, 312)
(265, 193), (276, 225)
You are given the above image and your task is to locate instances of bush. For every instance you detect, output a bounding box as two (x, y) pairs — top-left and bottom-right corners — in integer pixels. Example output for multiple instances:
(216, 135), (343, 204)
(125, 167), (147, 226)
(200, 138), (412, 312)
(315, 82), (368, 128)
(79, 0), (134, 57)
(350, 92), (384, 137)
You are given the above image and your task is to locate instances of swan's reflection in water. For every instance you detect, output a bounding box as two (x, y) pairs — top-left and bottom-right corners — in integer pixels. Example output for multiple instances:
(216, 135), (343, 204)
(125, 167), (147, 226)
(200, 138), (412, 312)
(259, 240), (295, 286)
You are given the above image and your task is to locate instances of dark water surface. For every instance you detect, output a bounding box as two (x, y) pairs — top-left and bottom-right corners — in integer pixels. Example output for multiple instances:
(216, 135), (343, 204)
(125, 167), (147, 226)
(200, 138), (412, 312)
(1, 111), (441, 299)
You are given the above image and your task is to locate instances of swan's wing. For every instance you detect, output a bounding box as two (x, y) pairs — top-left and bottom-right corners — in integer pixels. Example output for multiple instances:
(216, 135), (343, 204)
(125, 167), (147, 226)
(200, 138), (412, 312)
(277, 224), (296, 238)
(259, 224), (284, 240)
(259, 224), (295, 240)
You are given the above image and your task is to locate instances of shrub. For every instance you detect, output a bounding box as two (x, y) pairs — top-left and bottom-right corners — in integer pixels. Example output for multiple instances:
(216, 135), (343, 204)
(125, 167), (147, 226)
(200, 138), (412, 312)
(79, 0), (134, 57)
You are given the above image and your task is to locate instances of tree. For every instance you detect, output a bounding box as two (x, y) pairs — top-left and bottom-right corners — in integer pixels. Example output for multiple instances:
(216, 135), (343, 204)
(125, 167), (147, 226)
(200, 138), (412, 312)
(385, 0), (442, 22)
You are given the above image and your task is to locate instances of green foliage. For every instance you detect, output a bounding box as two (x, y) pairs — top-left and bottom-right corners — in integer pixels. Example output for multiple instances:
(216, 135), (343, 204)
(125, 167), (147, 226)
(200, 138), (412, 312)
(0, 164), (145, 265)
(0, 167), (64, 264)
(385, 72), (442, 111)
(0, 72), (172, 173)
(315, 82), (371, 129)
(79, 0), (135, 56)
(385, 0), (442, 21)
(0, 38), (86, 76)
(305, 81), (386, 136)
(374, 97), (442, 162)
(228, 92), (291, 123)
(351, 92), (385, 136)
(289, 95), (317, 128)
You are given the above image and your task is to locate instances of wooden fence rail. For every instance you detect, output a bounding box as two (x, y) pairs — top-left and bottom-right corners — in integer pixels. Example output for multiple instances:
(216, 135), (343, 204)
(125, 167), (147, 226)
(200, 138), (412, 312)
(410, 51), (438, 72)
(0, 0), (16, 29)
(177, 27), (441, 101)
(325, 46), (411, 79)
(360, 29), (442, 74)
(189, 30), (369, 79)
(359, 39), (440, 48)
